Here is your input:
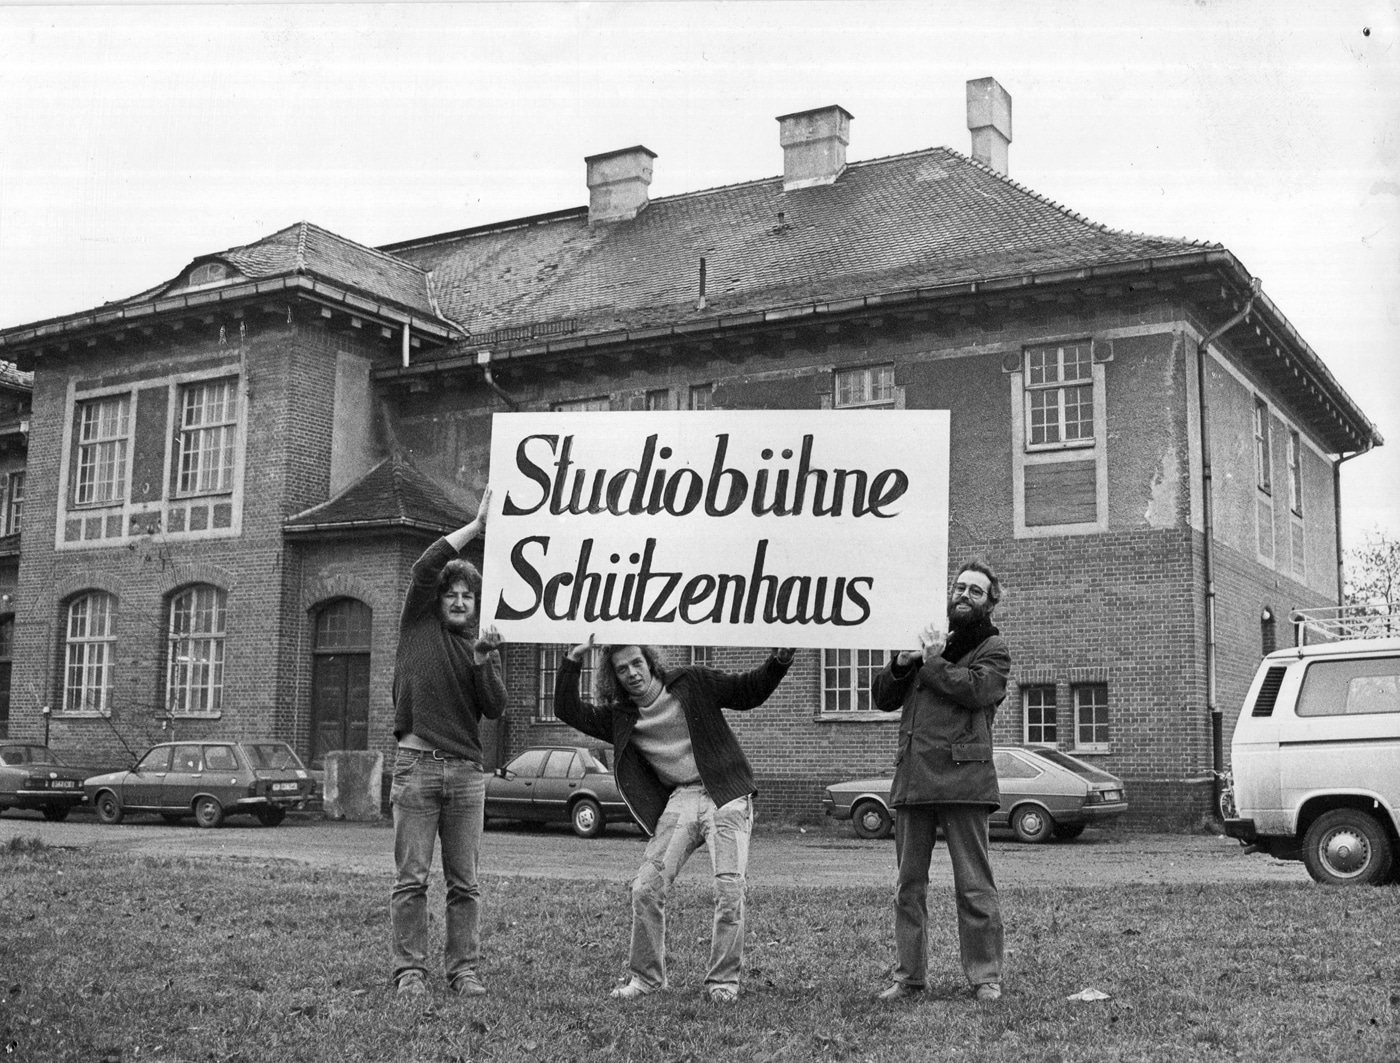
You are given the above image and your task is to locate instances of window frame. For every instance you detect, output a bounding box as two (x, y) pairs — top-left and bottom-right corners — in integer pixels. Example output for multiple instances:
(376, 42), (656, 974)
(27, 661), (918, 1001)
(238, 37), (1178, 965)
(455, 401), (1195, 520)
(72, 393), (132, 507)
(62, 591), (118, 716)
(645, 388), (671, 411)
(1254, 398), (1273, 495)
(689, 384), (714, 411)
(166, 584), (228, 717)
(1022, 684), (1058, 745)
(175, 377), (239, 498)
(1287, 429), (1303, 517)
(819, 648), (884, 715)
(1072, 683), (1110, 753)
(536, 644), (601, 721)
(833, 364), (895, 409)
(3, 471), (23, 536)
(1023, 342), (1095, 451)
(689, 646), (715, 668)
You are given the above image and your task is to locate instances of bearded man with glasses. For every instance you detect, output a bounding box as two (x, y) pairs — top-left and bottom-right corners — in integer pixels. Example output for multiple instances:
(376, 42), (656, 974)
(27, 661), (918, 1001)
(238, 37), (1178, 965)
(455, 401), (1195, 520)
(870, 560), (1011, 1004)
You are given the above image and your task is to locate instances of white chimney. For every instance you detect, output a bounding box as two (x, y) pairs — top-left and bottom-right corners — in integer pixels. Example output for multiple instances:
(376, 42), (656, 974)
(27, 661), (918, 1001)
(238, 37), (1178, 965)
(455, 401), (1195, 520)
(777, 105), (853, 191)
(966, 77), (1012, 175)
(585, 145), (656, 225)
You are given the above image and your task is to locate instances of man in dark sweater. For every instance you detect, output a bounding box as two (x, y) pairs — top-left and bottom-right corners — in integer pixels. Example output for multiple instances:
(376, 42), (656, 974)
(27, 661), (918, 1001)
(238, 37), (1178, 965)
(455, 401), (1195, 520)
(554, 637), (793, 1004)
(389, 489), (507, 999)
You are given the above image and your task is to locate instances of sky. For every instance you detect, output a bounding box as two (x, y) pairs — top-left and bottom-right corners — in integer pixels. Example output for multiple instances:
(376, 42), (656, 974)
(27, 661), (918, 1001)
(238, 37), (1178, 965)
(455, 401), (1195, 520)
(1, 0), (1397, 552)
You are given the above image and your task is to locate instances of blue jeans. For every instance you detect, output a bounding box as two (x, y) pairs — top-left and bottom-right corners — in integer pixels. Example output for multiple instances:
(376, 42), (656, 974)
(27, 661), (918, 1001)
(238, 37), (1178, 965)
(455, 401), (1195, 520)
(892, 803), (1004, 988)
(629, 785), (754, 992)
(390, 751), (487, 985)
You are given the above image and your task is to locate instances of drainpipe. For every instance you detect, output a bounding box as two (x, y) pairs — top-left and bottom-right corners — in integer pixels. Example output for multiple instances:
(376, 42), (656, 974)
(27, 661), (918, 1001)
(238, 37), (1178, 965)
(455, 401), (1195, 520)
(477, 350), (520, 410)
(401, 321), (411, 369)
(1195, 277), (1261, 810)
(1332, 448), (1372, 603)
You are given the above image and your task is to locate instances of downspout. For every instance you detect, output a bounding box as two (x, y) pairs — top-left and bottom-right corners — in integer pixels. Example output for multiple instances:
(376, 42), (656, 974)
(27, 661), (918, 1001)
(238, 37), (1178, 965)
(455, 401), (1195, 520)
(478, 350), (520, 410)
(1195, 277), (1261, 811)
(401, 321), (411, 369)
(1332, 447), (1372, 603)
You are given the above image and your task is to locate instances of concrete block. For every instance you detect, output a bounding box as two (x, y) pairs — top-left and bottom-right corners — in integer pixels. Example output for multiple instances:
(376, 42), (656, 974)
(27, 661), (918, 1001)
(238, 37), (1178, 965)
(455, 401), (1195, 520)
(323, 750), (384, 821)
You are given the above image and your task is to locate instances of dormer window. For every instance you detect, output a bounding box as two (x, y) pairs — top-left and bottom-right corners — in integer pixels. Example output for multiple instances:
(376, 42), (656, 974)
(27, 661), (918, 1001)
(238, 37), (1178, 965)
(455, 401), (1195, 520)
(187, 262), (232, 287)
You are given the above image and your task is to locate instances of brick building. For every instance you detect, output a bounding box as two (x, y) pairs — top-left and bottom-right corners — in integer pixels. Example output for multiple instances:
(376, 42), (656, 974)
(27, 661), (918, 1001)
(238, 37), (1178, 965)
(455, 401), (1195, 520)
(0, 80), (1382, 825)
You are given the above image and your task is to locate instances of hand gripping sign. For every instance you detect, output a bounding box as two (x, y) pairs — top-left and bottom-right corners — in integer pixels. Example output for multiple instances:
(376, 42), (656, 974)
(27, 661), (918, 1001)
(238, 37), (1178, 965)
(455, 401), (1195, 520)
(480, 410), (949, 650)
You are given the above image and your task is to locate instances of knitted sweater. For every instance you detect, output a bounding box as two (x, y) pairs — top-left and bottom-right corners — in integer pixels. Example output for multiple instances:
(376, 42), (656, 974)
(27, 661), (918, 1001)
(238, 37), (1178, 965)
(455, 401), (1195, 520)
(392, 538), (507, 762)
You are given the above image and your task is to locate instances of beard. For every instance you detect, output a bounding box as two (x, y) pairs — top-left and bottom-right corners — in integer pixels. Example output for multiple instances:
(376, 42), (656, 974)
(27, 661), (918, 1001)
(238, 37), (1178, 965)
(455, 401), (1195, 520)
(946, 597), (990, 630)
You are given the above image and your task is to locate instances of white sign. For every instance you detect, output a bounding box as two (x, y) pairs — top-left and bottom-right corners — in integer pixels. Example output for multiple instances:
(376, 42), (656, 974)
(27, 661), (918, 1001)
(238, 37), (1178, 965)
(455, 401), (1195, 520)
(480, 410), (949, 650)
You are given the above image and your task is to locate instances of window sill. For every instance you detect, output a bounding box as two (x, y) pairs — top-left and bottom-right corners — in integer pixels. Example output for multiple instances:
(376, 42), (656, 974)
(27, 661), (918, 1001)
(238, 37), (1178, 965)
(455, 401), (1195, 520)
(1025, 438), (1095, 454)
(813, 712), (896, 723)
(530, 718), (570, 726)
(170, 712), (224, 721)
(54, 711), (112, 720)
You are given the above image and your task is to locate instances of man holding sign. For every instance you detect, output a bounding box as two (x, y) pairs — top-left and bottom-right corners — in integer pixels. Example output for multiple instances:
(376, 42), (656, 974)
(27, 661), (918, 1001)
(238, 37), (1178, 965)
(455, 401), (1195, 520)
(553, 637), (793, 1004)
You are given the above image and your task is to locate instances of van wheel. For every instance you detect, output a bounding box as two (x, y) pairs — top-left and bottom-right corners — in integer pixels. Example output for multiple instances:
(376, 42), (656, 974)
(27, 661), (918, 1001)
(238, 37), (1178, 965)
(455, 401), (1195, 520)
(852, 800), (893, 840)
(1011, 804), (1054, 844)
(1302, 809), (1394, 885)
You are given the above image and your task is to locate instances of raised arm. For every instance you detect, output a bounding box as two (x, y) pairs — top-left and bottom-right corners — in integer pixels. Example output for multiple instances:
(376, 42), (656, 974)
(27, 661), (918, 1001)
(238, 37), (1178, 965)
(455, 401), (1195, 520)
(401, 488), (493, 625)
(707, 648), (794, 712)
(551, 637), (615, 743)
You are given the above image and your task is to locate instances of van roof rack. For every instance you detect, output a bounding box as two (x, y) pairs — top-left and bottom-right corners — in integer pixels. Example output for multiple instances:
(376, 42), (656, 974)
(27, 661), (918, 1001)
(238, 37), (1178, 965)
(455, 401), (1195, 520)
(1290, 604), (1399, 647)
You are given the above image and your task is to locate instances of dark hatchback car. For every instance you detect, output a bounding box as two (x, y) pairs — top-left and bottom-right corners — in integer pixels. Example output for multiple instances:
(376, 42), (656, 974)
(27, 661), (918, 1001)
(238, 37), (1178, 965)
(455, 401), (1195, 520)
(823, 746), (1128, 842)
(83, 740), (313, 828)
(485, 745), (634, 838)
(0, 741), (89, 821)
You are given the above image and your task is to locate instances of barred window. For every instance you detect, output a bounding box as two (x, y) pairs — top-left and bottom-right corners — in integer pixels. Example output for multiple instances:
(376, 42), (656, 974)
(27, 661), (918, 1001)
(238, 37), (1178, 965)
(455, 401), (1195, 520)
(821, 648), (882, 712)
(167, 585), (227, 715)
(74, 394), (131, 505)
(177, 378), (238, 495)
(1073, 684), (1110, 751)
(63, 592), (117, 715)
(1025, 343), (1093, 448)
(537, 644), (601, 720)
(1023, 685), (1057, 744)
(834, 365), (895, 409)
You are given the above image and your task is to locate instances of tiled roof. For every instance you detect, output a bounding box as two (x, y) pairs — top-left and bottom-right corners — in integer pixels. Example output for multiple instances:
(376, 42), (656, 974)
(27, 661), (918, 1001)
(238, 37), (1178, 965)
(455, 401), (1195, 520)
(284, 452), (467, 534)
(387, 147), (1215, 341)
(0, 361), (32, 390)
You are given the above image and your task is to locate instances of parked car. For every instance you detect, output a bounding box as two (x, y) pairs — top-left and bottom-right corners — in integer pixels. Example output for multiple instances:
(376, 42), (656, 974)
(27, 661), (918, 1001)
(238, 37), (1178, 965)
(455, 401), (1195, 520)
(0, 741), (89, 821)
(822, 746), (1128, 842)
(83, 740), (313, 828)
(1224, 612), (1399, 885)
(486, 745), (634, 838)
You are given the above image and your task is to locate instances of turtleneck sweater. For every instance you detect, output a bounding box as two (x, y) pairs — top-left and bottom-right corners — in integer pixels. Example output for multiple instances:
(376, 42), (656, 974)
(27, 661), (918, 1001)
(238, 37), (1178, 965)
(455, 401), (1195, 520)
(629, 683), (701, 787)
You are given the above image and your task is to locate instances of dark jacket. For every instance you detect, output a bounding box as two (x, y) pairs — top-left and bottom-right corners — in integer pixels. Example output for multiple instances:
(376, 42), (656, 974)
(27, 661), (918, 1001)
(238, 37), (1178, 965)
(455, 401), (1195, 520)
(553, 654), (791, 835)
(871, 633), (1011, 809)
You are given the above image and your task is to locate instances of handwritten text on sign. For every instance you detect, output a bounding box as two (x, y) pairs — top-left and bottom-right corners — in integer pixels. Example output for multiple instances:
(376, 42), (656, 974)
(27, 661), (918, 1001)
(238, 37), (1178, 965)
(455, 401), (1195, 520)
(480, 410), (949, 649)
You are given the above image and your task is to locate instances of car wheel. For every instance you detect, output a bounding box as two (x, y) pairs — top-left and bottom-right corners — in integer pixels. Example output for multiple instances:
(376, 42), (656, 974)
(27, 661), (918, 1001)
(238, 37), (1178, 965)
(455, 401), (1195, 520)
(194, 796), (225, 829)
(256, 806), (287, 828)
(94, 791), (124, 825)
(570, 797), (604, 838)
(41, 806), (71, 823)
(1011, 804), (1054, 844)
(1302, 809), (1394, 886)
(1052, 823), (1086, 841)
(851, 800), (893, 840)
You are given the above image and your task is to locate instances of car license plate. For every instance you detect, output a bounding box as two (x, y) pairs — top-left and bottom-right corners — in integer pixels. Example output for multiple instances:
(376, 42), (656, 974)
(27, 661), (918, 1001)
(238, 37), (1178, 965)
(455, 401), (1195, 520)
(272, 782), (299, 792)
(50, 780), (77, 789)
(1103, 790), (1121, 802)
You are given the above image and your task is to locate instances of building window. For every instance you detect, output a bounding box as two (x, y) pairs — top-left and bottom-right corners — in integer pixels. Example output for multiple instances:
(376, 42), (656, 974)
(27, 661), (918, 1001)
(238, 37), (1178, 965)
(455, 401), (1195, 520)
(1287, 430), (1303, 516)
(1254, 399), (1272, 493)
(689, 384), (714, 411)
(1025, 342), (1093, 448)
(537, 643), (600, 720)
(63, 592), (117, 715)
(834, 365), (895, 409)
(73, 394), (131, 506)
(821, 648), (882, 712)
(3, 472), (22, 535)
(176, 378), (238, 496)
(645, 389), (671, 411)
(1073, 684), (1109, 751)
(1023, 685), (1057, 744)
(689, 646), (714, 668)
(167, 585), (227, 716)
(553, 396), (611, 412)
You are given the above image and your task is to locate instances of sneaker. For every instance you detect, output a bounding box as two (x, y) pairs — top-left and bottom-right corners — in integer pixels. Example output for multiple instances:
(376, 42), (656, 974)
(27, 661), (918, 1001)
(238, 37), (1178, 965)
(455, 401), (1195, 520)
(609, 978), (656, 1001)
(876, 982), (924, 1002)
(974, 982), (1003, 1002)
(705, 985), (738, 1004)
(395, 972), (427, 998)
(449, 972), (487, 997)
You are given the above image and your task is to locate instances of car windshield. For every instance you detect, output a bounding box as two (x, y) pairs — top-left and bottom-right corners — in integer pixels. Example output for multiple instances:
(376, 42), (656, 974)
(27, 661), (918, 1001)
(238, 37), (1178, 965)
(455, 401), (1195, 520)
(1027, 747), (1119, 783)
(245, 743), (305, 770)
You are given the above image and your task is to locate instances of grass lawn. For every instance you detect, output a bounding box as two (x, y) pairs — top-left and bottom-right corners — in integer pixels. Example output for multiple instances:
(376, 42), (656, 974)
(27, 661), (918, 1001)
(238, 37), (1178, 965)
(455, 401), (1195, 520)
(2, 837), (1397, 1063)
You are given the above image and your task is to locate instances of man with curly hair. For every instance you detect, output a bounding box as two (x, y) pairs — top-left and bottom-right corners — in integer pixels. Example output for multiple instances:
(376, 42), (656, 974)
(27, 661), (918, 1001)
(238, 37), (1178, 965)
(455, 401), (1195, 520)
(553, 637), (794, 1004)
(389, 488), (507, 1000)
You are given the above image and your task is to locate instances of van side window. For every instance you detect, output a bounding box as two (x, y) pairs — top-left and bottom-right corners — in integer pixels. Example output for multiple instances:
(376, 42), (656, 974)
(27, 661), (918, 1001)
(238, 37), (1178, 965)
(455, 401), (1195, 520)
(1296, 657), (1400, 717)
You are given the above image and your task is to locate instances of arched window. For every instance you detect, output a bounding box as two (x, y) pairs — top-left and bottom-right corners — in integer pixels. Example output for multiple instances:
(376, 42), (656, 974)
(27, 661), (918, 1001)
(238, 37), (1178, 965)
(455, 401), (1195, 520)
(311, 599), (371, 764)
(167, 585), (226, 716)
(64, 592), (117, 715)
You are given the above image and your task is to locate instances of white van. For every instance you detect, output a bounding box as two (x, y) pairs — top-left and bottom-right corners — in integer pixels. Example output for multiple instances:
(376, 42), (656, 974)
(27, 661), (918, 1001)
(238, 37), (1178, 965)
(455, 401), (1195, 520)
(1224, 608), (1400, 886)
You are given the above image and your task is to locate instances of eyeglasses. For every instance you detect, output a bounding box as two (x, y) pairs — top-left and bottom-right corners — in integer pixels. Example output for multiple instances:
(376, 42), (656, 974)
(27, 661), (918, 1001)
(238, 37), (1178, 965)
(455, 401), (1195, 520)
(952, 582), (988, 601)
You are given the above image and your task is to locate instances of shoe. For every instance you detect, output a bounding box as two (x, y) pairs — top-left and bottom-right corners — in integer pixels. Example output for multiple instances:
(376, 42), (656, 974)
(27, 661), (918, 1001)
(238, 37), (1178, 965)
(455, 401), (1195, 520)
(876, 982), (924, 1002)
(395, 972), (427, 998)
(609, 978), (656, 1001)
(449, 972), (487, 997)
(975, 983), (1003, 1002)
(705, 985), (738, 1004)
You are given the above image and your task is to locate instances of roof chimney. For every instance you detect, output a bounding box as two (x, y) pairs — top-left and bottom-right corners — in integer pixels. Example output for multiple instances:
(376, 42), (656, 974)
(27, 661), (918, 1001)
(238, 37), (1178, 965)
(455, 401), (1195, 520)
(585, 145), (656, 225)
(966, 77), (1012, 175)
(777, 105), (853, 191)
